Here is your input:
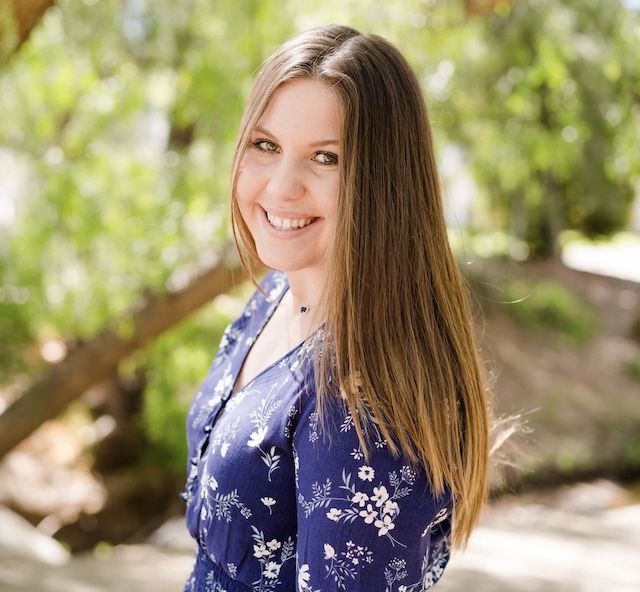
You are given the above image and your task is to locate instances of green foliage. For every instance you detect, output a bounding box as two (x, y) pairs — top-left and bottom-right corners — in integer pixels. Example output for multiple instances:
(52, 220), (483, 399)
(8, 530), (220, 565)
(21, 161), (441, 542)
(137, 302), (233, 473)
(0, 0), (294, 467)
(0, 2), (19, 65)
(554, 443), (592, 473)
(624, 438), (640, 466)
(444, 0), (640, 256)
(504, 279), (598, 342)
(0, 0), (292, 345)
(624, 357), (640, 381)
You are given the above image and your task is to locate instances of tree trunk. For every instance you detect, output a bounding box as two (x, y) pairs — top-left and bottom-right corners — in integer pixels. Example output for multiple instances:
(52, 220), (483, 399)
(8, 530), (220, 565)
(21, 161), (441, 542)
(0, 254), (246, 460)
(0, 0), (56, 65)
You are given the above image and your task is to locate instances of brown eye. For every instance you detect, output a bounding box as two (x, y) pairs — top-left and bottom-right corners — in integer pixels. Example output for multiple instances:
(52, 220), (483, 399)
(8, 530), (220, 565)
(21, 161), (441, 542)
(314, 151), (339, 166)
(253, 140), (278, 153)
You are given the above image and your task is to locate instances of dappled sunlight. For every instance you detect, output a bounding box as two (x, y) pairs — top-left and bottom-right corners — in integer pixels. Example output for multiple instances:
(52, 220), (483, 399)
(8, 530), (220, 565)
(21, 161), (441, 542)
(563, 234), (640, 283)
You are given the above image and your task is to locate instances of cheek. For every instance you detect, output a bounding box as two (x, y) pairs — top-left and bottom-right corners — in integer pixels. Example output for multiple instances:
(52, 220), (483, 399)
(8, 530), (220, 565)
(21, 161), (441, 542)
(236, 160), (268, 201)
(234, 170), (256, 209)
(323, 182), (340, 221)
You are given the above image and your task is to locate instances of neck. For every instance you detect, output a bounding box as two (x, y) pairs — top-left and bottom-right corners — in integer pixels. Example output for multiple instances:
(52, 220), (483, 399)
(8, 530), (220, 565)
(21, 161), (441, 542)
(280, 267), (326, 345)
(284, 267), (325, 317)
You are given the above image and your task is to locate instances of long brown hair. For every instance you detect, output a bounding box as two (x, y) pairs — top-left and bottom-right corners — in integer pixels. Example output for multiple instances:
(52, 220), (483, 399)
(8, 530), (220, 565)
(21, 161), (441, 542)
(230, 25), (489, 549)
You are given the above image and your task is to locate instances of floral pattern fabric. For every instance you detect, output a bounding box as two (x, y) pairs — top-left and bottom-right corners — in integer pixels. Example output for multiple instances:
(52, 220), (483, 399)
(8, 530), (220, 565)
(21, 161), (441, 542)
(182, 271), (453, 592)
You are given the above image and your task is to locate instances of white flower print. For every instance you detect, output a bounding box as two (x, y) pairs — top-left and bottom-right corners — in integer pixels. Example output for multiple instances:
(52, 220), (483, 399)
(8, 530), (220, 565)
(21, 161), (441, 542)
(250, 526), (295, 591)
(247, 426), (268, 447)
(326, 508), (343, 521)
(337, 398), (388, 450)
(374, 514), (395, 536)
(217, 323), (242, 354)
(184, 273), (454, 591)
(298, 563), (311, 588)
(250, 392), (285, 437)
(214, 368), (234, 398)
(253, 544), (270, 559)
(198, 464), (252, 523)
(210, 417), (240, 457)
(384, 500), (400, 516)
(264, 561), (280, 579)
(351, 491), (369, 507)
(371, 485), (389, 507)
(283, 404), (298, 438)
(395, 539), (450, 591)
(384, 557), (408, 591)
(323, 540), (373, 590)
(308, 412), (319, 443)
(358, 466), (375, 482)
(298, 564), (311, 590)
(422, 540), (450, 587)
(430, 506), (450, 528)
(359, 504), (377, 524)
(260, 446), (282, 482)
(298, 466), (418, 547)
(247, 390), (286, 481)
(204, 570), (229, 592)
(339, 411), (354, 432)
(261, 497), (276, 515)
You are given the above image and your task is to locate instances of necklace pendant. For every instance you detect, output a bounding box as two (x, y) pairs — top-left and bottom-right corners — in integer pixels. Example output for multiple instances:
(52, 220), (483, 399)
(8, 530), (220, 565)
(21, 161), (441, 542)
(299, 306), (309, 315)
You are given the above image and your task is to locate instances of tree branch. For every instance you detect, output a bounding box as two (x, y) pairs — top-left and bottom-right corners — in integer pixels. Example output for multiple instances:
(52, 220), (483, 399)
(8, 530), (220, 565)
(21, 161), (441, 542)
(0, 253), (246, 460)
(1, 0), (56, 66)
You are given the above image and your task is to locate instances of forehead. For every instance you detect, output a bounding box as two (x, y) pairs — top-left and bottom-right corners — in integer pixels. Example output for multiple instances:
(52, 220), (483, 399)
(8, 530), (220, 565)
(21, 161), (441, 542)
(257, 78), (343, 136)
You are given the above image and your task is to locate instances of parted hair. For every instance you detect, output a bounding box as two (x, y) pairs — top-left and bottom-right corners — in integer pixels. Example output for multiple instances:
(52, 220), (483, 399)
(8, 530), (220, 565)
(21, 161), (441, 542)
(230, 24), (490, 548)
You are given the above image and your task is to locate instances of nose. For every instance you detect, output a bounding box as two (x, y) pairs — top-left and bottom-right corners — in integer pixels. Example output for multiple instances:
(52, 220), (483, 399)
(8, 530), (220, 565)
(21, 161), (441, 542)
(266, 156), (305, 200)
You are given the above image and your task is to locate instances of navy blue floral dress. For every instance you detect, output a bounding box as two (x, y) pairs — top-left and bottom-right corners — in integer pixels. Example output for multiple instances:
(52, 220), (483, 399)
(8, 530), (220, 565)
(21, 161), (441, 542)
(182, 271), (453, 592)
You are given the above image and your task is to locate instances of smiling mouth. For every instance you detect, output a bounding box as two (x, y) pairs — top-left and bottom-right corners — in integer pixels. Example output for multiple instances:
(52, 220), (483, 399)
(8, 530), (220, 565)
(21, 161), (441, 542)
(266, 211), (317, 231)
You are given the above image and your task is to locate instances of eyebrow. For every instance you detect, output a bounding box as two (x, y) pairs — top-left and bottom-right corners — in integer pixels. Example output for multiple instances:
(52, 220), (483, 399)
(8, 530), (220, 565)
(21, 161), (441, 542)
(253, 125), (339, 148)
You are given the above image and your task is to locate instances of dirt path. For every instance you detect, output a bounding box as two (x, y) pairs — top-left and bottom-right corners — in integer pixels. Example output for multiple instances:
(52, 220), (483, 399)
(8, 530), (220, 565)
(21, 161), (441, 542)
(2, 485), (639, 592)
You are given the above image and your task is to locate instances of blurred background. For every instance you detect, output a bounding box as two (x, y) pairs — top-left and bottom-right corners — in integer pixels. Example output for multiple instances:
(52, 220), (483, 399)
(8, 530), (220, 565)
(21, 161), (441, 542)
(0, 0), (639, 590)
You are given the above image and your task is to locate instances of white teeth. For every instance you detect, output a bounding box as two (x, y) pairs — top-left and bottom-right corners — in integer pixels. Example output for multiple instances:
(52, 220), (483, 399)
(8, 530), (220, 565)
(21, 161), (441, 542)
(266, 212), (315, 231)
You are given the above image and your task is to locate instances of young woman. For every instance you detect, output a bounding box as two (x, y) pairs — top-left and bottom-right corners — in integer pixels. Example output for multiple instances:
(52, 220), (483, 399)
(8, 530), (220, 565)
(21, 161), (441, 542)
(182, 24), (490, 592)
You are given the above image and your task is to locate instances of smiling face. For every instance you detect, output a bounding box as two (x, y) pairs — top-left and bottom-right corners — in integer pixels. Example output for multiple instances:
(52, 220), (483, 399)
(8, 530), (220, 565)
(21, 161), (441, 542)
(234, 78), (342, 283)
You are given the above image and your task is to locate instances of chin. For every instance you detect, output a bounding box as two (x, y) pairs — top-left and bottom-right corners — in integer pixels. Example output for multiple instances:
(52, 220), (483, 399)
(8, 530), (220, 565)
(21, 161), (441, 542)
(256, 251), (324, 276)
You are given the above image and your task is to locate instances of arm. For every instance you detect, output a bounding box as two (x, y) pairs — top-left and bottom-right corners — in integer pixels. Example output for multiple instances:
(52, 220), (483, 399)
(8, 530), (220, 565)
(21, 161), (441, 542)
(294, 396), (453, 592)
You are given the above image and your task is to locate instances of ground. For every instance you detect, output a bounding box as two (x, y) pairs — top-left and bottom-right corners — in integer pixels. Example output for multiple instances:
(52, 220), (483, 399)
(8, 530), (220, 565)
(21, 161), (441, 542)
(2, 481), (640, 591)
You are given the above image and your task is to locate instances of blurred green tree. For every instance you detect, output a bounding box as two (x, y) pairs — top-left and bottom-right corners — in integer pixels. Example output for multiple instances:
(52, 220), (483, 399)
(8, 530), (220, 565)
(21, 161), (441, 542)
(443, 0), (640, 257)
(0, 0), (294, 462)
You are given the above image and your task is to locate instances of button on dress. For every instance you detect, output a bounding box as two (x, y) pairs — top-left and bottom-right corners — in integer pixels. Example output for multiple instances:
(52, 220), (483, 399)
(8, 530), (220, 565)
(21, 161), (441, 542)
(182, 271), (453, 592)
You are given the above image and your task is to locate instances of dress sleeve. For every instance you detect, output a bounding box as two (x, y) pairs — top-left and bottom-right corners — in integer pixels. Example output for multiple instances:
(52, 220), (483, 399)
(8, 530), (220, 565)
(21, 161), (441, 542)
(293, 395), (453, 592)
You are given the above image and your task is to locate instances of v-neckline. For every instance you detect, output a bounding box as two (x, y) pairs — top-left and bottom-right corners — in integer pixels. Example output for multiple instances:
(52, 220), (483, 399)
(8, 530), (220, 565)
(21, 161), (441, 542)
(227, 274), (302, 398)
